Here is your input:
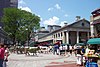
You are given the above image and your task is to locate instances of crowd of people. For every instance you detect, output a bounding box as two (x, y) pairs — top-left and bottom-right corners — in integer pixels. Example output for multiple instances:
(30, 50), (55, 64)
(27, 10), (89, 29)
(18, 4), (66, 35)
(51, 43), (99, 66)
(52, 44), (73, 56)
(0, 42), (99, 67)
(0, 43), (10, 67)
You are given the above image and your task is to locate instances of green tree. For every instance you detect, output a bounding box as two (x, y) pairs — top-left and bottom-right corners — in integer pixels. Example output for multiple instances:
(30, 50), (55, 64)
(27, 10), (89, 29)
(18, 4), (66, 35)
(1, 8), (40, 45)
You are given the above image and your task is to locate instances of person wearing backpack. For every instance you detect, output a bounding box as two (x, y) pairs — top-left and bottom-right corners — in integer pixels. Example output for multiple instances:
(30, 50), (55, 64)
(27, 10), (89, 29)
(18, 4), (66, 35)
(76, 47), (82, 66)
(81, 46), (85, 66)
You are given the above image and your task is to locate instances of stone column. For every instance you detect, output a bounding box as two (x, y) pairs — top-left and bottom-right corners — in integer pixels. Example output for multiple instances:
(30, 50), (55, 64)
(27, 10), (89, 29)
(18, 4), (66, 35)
(62, 32), (65, 44)
(60, 32), (61, 38)
(87, 32), (90, 39)
(77, 31), (79, 43)
(90, 16), (94, 37)
(91, 25), (94, 37)
(53, 34), (55, 44)
(66, 31), (69, 44)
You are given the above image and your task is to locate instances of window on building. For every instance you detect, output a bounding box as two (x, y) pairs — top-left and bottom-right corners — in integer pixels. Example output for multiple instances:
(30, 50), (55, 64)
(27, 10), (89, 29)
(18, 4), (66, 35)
(56, 34), (57, 38)
(82, 23), (85, 26)
(54, 35), (55, 38)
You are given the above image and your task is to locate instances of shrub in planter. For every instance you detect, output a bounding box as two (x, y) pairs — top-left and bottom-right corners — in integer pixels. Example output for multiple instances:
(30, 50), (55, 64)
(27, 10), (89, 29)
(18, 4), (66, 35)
(28, 48), (38, 53)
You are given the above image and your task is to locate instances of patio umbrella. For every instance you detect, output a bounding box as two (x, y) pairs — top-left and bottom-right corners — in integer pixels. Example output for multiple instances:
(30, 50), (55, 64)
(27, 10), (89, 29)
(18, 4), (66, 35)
(61, 43), (70, 46)
(75, 43), (85, 46)
(87, 38), (100, 45)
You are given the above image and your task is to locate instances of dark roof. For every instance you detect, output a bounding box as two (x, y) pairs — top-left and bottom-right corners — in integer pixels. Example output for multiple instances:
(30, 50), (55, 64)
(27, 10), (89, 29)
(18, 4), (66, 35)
(52, 18), (90, 32)
(91, 8), (100, 14)
(38, 27), (49, 33)
(39, 19), (90, 39)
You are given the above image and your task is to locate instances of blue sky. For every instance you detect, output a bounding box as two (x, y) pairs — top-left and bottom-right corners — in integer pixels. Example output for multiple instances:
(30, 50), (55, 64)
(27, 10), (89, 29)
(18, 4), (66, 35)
(18, 0), (100, 27)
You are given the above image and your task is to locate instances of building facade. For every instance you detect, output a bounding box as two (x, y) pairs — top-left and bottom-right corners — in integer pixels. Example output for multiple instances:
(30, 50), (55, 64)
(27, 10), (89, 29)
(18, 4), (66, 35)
(47, 25), (61, 32)
(34, 27), (49, 42)
(0, 0), (18, 44)
(0, 0), (18, 27)
(90, 8), (100, 38)
(38, 18), (90, 45)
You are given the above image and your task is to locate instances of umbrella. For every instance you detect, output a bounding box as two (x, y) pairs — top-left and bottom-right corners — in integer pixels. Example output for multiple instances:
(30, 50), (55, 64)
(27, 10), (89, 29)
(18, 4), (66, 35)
(87, 38), (100, 45)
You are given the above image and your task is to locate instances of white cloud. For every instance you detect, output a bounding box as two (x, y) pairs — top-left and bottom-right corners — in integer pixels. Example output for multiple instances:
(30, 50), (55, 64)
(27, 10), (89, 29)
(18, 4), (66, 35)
(18, 0), (31, 12)
(64, 14), (68, 17)
(55, 4), (61, 10)
(60, 21), (68, 26)
(48, 8), (53, 11)
(37, 15), (41, 17)
(18, 0), (32, 12)
(18, 6), (32, 13)
(36, 15), (42, 21)
(18, 0), (26, 5)
(43, 16), (59, 25)
(40, 18), (43, 21)
(48, 4), (61, 11)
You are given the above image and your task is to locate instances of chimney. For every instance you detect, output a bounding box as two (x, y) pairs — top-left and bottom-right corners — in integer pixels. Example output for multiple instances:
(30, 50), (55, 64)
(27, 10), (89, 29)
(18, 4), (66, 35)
(47, 25), (53, 32)
(76, 16), (81, 21)
(64, 23), (68, 26)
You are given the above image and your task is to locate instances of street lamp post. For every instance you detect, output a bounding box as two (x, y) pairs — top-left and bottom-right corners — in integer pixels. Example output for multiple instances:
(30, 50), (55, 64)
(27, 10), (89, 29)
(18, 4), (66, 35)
(26, 28), (29, 47)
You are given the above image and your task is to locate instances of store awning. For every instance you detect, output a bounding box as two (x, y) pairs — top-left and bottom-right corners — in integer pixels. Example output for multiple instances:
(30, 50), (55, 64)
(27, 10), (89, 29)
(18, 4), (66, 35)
(29, 41), (40, 47)
(29, 41), (35, 47)
(87, 38), (100, 44)
(61, 43), (70, 46)
(75, 43), (85, 46)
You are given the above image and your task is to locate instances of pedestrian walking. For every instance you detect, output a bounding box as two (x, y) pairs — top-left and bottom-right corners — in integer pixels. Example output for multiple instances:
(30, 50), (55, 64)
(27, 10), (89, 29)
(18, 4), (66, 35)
(3, 45), (10, 67)
(80, 46), (85, 66)
(76, 47), (82, 66)
(53, 45), (57, 55)
(69, 46), (72, 55)
(0, 43), (5, 67)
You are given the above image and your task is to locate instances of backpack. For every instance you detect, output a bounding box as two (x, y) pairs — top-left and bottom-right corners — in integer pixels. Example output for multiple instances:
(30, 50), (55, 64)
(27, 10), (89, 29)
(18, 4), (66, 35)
(82, 48), (85, 54)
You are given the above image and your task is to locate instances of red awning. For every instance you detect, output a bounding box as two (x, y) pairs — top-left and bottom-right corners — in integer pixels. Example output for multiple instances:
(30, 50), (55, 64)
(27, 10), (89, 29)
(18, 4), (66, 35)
(39, 42), (49, 46)
(55, 41), (60, 45)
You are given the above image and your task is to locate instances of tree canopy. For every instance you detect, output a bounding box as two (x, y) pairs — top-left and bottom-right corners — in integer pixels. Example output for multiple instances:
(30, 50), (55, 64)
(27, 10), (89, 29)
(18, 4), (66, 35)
(1, 8), (40, 45)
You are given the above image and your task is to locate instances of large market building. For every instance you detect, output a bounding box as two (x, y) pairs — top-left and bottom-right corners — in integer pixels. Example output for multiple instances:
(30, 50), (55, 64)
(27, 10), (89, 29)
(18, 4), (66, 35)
(36, 17), (90, 46)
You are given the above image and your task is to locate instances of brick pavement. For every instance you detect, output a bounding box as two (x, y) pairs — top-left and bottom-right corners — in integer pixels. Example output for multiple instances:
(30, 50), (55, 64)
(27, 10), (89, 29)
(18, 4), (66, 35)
(7, 53), (72, 67)
(7, 53), (100, 67)
(46, 57), (100, 67)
